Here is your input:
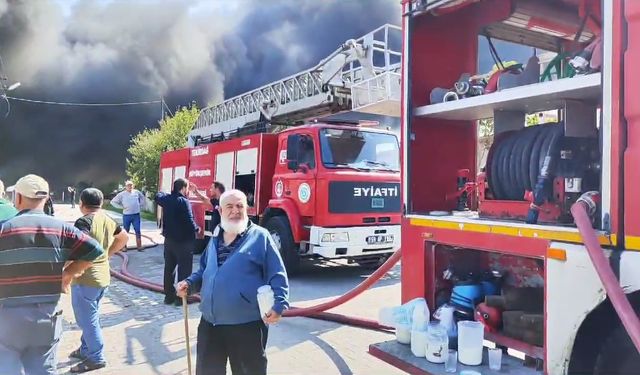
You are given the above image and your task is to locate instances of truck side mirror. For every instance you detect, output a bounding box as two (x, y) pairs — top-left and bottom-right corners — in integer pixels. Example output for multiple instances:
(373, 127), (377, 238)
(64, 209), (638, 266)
(287, 160), (299, 171)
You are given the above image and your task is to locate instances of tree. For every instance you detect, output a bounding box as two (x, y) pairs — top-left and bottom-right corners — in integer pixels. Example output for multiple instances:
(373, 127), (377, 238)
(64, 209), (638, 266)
(126, 104), (199, 193)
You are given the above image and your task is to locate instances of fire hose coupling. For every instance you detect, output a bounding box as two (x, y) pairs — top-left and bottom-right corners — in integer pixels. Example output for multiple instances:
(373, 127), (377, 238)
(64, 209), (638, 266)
(576, 191), (600, 218)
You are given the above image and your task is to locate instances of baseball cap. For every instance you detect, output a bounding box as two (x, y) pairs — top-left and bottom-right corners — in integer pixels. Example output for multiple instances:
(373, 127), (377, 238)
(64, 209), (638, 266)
(125, 180), (134, 186)
(80, 188), (104, 208)
(15, 174), (50, 199)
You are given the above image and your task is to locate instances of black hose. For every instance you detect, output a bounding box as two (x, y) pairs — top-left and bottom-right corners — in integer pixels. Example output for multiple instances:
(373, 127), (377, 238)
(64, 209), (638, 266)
(520, 126), (545, 192)
(499, 134), (518, 200)
(507, 133), (528, 200)
(489, 133), (509, 199)
(488, 123), (563, 203)
(526, 125), (564, 224)
(528, 125), (552, 190)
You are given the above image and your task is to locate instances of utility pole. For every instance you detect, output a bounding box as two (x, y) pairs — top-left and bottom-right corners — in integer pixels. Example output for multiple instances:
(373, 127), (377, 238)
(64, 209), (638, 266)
(161, 96), (165, 123)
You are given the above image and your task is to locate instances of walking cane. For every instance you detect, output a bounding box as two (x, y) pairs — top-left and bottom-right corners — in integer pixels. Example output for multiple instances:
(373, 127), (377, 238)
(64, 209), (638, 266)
(182, 294), (193, 375)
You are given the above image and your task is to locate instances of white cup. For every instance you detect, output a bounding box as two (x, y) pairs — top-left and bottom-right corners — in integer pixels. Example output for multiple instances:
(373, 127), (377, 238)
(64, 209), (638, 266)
(488, 348), (502, 370)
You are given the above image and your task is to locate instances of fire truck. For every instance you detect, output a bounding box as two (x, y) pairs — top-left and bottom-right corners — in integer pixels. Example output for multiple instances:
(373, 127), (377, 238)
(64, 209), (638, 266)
(159, 25), (403, 272)
(367, 0), (640, 374)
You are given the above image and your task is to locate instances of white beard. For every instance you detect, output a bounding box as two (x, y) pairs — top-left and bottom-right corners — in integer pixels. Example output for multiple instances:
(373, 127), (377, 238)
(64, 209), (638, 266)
(220, 217), (248, 235)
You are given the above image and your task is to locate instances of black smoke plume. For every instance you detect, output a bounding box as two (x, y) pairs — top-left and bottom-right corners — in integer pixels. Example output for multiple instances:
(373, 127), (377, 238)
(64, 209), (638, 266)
(0, 0), (401, 194)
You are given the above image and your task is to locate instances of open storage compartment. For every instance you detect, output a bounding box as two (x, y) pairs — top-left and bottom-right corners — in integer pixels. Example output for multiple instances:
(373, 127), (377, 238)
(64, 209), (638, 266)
(429, 244), (545, 358)
(406, 0), (605, 232)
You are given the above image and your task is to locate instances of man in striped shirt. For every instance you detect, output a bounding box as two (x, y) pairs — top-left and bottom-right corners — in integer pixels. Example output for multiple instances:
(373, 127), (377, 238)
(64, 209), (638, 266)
(0, 174), (104, 375)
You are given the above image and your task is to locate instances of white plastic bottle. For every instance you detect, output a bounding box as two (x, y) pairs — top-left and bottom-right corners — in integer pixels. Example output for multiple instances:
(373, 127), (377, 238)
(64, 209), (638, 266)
(412, 302), (430, 331)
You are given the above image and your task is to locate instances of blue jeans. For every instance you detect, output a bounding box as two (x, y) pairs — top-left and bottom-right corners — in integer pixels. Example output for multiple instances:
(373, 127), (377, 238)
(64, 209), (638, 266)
(0, 302), (62, 375)
(71, 285), (107, 364)
(123, 213), (141, 238)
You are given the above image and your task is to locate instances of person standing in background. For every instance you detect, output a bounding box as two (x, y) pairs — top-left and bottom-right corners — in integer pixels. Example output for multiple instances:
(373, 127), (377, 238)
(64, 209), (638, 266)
(191, 181), (225, 233)
(155, 178), (200, 306)
(110, 180), (145, 251)
(0, 179), (18, 221)
(69, 188), (128, 373)
(44, 194), (55, 216)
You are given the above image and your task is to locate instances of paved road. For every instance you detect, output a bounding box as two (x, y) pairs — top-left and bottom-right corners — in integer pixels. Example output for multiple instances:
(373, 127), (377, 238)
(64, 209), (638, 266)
(53, 205), (405, 374)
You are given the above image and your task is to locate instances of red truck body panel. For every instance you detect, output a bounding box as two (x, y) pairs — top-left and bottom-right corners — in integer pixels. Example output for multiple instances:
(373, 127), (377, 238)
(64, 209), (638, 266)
(160, 124), (401, 247)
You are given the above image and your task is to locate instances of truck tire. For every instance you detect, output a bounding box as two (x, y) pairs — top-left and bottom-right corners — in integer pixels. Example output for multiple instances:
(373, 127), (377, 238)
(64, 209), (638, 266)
(264, 216), (300, 275)
(593, 323), (640, 374)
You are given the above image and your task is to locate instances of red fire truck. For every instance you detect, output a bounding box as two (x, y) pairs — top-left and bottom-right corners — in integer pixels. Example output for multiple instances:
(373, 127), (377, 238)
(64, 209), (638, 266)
(159, 25), (404, 272)
(368, 0), (640, 374)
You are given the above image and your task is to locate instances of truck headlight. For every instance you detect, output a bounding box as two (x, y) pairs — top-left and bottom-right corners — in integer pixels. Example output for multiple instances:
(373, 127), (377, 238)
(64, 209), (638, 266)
(321, 232), (349, 243)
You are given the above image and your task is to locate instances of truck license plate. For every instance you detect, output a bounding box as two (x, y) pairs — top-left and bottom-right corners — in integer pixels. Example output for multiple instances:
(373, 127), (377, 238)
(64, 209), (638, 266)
(366, 235), (393, 245)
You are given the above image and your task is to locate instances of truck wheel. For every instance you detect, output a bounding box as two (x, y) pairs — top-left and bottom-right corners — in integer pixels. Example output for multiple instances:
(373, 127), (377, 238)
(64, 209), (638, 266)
(264, 216), (300, 275)
(593, 323), (640, 374)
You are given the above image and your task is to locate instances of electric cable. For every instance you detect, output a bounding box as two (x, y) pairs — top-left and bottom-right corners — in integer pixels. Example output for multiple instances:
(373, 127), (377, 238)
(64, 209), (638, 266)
(4, 96), (162, 107)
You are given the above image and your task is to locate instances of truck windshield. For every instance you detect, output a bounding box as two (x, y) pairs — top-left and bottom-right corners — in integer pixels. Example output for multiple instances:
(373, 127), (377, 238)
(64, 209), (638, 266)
(319, 128), (400, 171)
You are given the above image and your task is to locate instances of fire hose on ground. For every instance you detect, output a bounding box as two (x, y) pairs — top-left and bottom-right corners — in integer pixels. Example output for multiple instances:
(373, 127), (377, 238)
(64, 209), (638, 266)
(571, 195), (640, 354)
(110, 235), (398, 333)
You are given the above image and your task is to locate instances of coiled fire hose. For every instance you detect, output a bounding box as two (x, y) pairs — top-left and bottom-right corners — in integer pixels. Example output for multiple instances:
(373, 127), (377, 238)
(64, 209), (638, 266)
(110, 235), (398, 333)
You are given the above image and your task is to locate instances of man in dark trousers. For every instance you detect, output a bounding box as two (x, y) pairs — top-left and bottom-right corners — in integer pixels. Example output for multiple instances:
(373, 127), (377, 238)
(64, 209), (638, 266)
(176, 189), (289, 375)
(155, 178), (200, 306)
(0, 174), (104, 374)
(191, 181), (225, 233)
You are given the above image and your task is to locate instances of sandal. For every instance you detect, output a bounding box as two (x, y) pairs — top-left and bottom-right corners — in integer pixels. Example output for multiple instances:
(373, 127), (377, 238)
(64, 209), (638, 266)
(69, 349), (86, 360)
(70, 360), (106, 373)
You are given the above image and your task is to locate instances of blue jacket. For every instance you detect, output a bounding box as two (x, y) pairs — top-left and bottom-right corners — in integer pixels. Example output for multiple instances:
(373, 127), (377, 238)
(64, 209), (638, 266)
(186, 223), (289, 325)
(155, 192), (199, 242)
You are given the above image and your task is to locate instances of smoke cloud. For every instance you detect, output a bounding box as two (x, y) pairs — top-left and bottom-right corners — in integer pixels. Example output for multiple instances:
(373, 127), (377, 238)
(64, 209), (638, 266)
(0, 0), (401, 193)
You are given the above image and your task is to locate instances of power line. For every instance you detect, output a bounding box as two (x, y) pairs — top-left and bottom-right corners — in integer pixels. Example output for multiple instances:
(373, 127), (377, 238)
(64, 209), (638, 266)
(4, 96), (162, 107)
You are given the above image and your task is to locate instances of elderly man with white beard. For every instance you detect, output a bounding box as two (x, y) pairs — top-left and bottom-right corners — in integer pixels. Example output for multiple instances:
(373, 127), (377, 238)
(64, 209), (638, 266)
(176, 189), (289, 375)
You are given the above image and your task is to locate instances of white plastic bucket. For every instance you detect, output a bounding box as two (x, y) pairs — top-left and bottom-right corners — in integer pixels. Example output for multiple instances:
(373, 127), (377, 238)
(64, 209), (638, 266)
(457, 321), (484, 365)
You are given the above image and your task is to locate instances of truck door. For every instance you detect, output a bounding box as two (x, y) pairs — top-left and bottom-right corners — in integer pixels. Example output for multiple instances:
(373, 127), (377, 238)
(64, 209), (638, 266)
(282, 132), (316, 217)
(215, 152), (234, 191)
(235, 147), (258, 215)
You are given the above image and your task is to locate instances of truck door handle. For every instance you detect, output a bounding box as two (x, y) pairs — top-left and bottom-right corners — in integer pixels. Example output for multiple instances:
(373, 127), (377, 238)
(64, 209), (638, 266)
(285, 190), (291, 195)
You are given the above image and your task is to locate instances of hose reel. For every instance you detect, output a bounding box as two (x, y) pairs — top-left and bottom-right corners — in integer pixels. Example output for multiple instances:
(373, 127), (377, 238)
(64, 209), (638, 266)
(485, 122), (600, 224)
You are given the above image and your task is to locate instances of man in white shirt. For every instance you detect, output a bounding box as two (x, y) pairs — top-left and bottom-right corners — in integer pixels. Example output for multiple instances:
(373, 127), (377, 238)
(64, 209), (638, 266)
(110, 180), (145, 251)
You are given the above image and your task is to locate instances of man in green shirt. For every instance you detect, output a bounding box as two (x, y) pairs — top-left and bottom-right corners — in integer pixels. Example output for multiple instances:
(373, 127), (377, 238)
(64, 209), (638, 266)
(0, 179), (18, 221)
(69, 188), (128, 373)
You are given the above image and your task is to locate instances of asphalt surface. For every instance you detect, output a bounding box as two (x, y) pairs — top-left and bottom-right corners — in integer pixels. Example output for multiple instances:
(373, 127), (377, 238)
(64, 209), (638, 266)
(53, 204), (405, 375)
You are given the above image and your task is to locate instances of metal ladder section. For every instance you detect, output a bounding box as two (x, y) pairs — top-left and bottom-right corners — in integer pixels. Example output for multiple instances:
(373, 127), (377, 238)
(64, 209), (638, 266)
(189, 24), (401, 145)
